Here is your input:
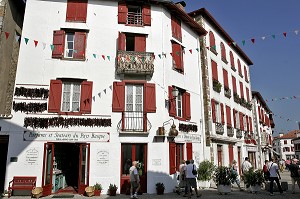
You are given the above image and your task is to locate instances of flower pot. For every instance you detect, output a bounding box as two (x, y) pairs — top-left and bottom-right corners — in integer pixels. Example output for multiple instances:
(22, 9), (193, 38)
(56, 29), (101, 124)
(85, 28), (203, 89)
(217, 185), (231, 194)
(109, 189), (117, 196)
(156, 187), (164, 195)
(32, 187), (43, 199)
(85, 186), (95, 197)
(94, 189), (101, 196)
(198, 180), (210, 189)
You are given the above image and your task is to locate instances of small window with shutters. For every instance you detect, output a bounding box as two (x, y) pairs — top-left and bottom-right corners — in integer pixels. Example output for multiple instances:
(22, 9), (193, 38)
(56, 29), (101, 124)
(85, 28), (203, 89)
(48, 79), (93, 115)
(66, 0), (88, 23)
(171, 41), (184, 72)
(171, 15), (182, 42)
(52, 30), (87, 60)
(118, 32), (146, 52)
(168, 86), (191, 121)
(118, 2), (151, 26)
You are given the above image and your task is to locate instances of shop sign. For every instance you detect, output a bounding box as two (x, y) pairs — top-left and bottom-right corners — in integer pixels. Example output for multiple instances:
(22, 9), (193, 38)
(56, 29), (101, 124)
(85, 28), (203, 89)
(23, 131), (110, 142)
(247, 146), (257, 151)
(175, 133), (201, 143)
(96, 149), (109, 166)
(25, 148), (39, 165)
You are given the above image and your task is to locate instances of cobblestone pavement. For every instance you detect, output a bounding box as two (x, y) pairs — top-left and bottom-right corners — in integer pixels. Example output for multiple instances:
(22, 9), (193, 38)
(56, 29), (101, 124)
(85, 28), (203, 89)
(3, 170), (300, 199)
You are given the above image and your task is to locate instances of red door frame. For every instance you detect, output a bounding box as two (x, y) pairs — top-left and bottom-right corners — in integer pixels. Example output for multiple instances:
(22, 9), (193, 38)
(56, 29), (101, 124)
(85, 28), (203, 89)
(78, 143), (90, 195)
(237, 147), (241, 174)
(42, 143), (54, 196)
(217, 145), (222, 166)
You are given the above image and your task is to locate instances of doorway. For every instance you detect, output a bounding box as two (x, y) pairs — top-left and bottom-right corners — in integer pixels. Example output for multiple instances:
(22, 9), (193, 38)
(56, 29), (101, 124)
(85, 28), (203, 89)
(0, 135), (9, 193)
(42, 143), (90, 196)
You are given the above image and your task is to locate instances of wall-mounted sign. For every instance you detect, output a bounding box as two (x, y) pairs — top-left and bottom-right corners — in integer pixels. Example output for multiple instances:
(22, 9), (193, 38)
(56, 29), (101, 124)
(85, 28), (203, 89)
(175, 133), (201, 143)
(24, 131), (110, 142)
(96, 149), (109, 166)
(247, 146), (257, 152)
(25, 148), (39, 165)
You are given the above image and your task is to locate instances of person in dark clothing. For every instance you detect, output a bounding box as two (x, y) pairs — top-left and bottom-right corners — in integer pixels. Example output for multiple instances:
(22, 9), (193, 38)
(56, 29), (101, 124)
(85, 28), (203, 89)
(286, 158), (300, 194)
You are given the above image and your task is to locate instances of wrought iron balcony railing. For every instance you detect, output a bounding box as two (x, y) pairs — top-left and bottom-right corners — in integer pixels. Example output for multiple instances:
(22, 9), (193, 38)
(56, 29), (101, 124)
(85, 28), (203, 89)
(236, 129), (243, 138)
(215, 122), (224, 135)
(117, 111), (152, 132)
(116, 50), (154, 75)
(227, 126), (234, 137)
(127, 12), (143, 26)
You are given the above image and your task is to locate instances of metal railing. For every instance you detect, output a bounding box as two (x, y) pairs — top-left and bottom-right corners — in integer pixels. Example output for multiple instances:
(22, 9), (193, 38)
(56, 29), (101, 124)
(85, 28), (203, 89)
(236, 129), (243, 138)
(215, 122), (224, 135)
(117, 111), (152, 132)
(127, 12), (143, 26)
(227, 126), (234, 137)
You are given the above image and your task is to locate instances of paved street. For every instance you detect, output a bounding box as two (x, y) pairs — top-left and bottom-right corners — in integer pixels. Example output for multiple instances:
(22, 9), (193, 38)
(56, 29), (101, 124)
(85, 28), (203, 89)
(3, 170), (300, 199)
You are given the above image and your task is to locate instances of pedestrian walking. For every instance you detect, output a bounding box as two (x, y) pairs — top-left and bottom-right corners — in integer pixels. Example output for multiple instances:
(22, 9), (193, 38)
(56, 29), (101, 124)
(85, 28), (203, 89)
(176, 160), (186, 194)
(285, 158), (300, 194)
(129, 161), (141, 199)
(279, 159), (285, 173)
(268, 157), (283, 196)
(184, 160), (201, 198)
(241, 157), (252, 181)
(263, 160), (270, 181)
(231, 160), (243, 191)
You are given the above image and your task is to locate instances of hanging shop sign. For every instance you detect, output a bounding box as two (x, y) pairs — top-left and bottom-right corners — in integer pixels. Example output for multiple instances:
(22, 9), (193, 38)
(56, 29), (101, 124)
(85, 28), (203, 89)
(175, 133), (201, 143)
(23, 131), (110, 142)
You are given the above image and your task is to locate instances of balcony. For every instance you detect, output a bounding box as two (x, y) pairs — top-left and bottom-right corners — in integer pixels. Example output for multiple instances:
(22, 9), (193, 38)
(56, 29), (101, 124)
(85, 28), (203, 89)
(236, 129), (243, 138)
(227, 126), (234, 137)
(224, 86), (231, 98)
(215, 122), (224, 135)
(116, 50), (154, 75)
(117, 111), (152, 133)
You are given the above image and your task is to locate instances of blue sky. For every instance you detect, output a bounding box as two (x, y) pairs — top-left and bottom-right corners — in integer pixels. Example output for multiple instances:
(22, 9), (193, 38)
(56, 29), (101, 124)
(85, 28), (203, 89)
(184, 0), (300, 135)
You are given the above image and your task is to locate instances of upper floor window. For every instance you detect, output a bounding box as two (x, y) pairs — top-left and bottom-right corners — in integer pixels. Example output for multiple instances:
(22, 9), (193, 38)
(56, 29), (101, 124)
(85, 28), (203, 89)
(209, 31), (217, 54)
(284, 140), (287, 144)
(244, 66), (249, 82)
(211, 99), (224, 124)
(239, 81), (244, 99)
(230, 51), (235, 70)
(171, 15), (182, 42)
(169, 86), (191, 120)
(226, 105), (232, 127)
(52, 30), (86, 60)
(237, 59), (243, 77)
(232, 75), (237, 94)
(246, 87), (250, 102)
(220, 42), (227, 63)
(66, 0), (88, 22)
(48, 79), (93, 114)
(211, 60), (218, 81)
(172, 41), (184, 72)
(118, 32), (146, 52)
(118, 2), (151, 26)
(233, 109), (240, 129)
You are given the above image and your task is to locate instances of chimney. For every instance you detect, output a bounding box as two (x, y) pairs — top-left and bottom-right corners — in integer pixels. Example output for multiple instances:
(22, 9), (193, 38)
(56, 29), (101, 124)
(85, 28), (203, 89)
(175, 1), (186, 11)
(279, 133), (284, 137)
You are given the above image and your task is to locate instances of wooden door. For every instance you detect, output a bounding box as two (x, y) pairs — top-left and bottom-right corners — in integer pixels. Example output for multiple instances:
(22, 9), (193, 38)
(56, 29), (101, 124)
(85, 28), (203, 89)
(237, 147), (241, 174)
(217, 145), (223, 166)
(42, 143), (54, 196)
(78, 143), (90, 195)
(229, 144), (234, 164)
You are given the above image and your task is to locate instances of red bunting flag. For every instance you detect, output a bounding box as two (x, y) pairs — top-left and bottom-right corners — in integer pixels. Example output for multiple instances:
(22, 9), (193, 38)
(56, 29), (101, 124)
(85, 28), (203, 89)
(34, 40), (38, 47)
(228, 42), (231, 46)
(283, 32), (287, 37)
(102, 55), (105, 60)
(251, 38), (255, 43)
(189, 49), (192, 54)
(152, 54), (155, 59)
(170, 53), (173, 57)
(5, 32), (9, 40)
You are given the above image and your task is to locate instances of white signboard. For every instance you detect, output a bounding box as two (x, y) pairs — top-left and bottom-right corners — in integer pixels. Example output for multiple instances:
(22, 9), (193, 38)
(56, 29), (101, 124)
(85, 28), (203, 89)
(175, 133), (201, 143)
(152, 159), (161, 166)
(24, 131), (110, 142)
(25, 148), (39, 165)
(247, 146), (257, 151)
(96, 149), (109, 166)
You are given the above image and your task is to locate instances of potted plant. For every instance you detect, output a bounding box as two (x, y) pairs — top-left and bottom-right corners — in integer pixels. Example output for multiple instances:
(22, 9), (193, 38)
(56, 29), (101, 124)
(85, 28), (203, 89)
(93, 182), (102, 196)
(197, 160), (216, 188)
(85, 186), (95, 197)
(213, 166), (237, 194)
(155, 182), (165, 195)
(243, 168), (264, 193)
(108, 183), (118, 196)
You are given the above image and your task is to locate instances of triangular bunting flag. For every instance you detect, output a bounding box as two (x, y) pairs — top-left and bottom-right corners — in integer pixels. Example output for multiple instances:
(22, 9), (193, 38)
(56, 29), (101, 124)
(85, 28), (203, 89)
(98, 92), (101, 98)
(170, 53), (173, 57)
(103, 89), (106, 94)
(24, 38), (29, 44)
(93, 54), (97, 58)
(5, 32), (9, 40)
(141, 57), (145, 62)
(34, 40), (38, 47)
(73, 49), (77, 53)
(261, 36), (266, 40)
(283, 32), (287, 37)
(272, 35), (276, 39)
(212, 45), (216, 50)
(242, 40), (245, 46)
(189, 49), (192, 54)
(163, 53), (166, 58)
(92, 96), (95, 102)
(232, 42), (237, 46)
(42, 42), (46, 50)
(109, 85), (112, 90)
(294, 30), (299, 35)
(15, 35), (20, 42)
(158, 54), (161, 59)
(102, 55), (105, 60)
(107, 56), (110, 61)
(196, 48), (199, 52)
(251, 38), (255, 43)
(50, 44), (54, 51)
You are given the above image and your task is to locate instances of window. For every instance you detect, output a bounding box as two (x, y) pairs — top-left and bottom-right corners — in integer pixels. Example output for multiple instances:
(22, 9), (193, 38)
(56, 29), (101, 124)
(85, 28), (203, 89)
(52, 30), (86, 60)
(169, 142), (192, 174)
(209, 31), (217, 54)
(112, 81), (156, 131)
(220, 42), (227, 63)
(48, 79), (93, 114)
(237, 59), (243, 77)
(284, 140), (287, 144)
(169, 86), (191, 120)
(246, 87), (250, 102)
(66, 0), (88, 22)
(211, 99), (224, 124)
(118, 2), (151, 26)
(244, 66), (248, 82)
(211, 60), (218, 81)
(232, 75), (237, 94)
(223, 69), (228, 88)
(235, 110), (240, 129)
(226, 105), (232, 127)
(239, 112), (244, 131)
(172, 41), (184, 71)
(118, 32), (146, 52)
(230, 51), (235, 69)
(239, 81), (244, 99)
(171, 15), (182, 41)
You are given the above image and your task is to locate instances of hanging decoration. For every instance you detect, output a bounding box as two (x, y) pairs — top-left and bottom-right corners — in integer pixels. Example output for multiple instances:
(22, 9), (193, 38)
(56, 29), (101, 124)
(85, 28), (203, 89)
(14, 87), (49, 99)
(265, 95), (300, 102)
(13, 102), (47, 113)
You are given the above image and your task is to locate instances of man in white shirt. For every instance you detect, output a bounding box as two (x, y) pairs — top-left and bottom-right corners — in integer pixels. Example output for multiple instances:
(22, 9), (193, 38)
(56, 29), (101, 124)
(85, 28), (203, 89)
(185, 160), (201, 198)
(241, 157), (252, 174)
(268, 157), (283, 196)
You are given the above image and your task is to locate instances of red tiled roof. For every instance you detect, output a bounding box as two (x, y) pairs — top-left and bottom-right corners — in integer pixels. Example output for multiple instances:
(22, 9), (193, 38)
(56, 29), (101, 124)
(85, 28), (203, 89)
(274, 130), (300, 139)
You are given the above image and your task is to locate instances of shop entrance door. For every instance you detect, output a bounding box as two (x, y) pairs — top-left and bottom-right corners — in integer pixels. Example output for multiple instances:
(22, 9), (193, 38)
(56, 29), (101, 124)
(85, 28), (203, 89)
(0, 135), (9, 193)
(78, 143), (90, 195)
(42, 143), (54, 196)
(120, 144), (147, 194)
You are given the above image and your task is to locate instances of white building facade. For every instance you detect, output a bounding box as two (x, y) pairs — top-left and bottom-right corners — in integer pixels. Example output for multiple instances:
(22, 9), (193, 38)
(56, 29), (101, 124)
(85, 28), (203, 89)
(0, 0), (207, 196)
(273, 130), (298, 160)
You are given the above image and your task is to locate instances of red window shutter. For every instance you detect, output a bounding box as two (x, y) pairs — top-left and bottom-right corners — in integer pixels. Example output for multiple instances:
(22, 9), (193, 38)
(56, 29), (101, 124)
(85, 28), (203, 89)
(74, 32), (86, 59)
(112, 81), (125, 112)
(239, 112), (244, 130)
(244, 66), (248, 80)
(48, 80), (62, 113)
(168, 86), (176, 117)
(169, 142), (176, 175)
(226, 105), (231, 127)
(209, 31), (215, 47)
(118, 32), (126, 51)
(223, 69), (228, 88)
(52, 30), (65, 59)
(258, 106), (261, 120)
(246, 115), (249, 131)
(183, 92), (191, 120)
(76, 0), (87, 22)
(211, 60), (218, 81)
(211, 99), (216, 123)
(246, 87), (250, 102)
(171, 16), (176, 38)
(143, 5), (151, 26)
(144, 83), (156, 113)
(66, 0), (76, 21)
(186, 143), (192, 160)
(134, 34), (146, 52)
(176, 18), (182, 41)
(80, 81), (93, 114)
(172, 42), (183, 70)
(221, 42), (226, 59)
(220, 103), (225, 125)
(240, 82), (244, 99)
(249, 117), (253, 132)
(229, 144), (234, 164)
(232, 76), (236, 93)
(233, 109), (236, 128)
(171, 16), (181, 41)
(230, 51), (234, 67)
(238, 59), (242, 74)
(118, 1), (127, 24)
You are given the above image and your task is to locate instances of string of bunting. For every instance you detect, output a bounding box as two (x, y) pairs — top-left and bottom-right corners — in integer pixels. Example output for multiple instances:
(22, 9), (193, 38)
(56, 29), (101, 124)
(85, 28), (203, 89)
(265, 95), (300, 102)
